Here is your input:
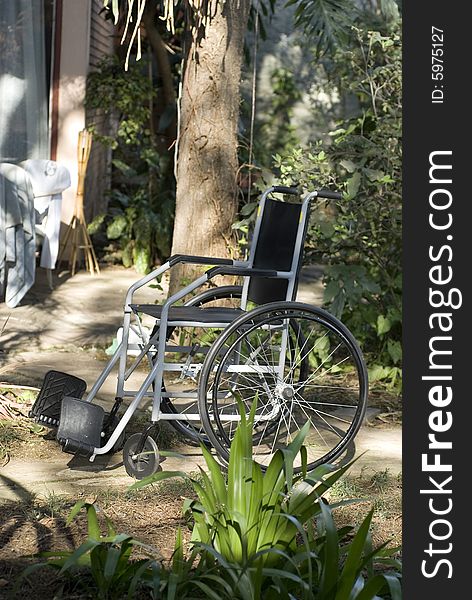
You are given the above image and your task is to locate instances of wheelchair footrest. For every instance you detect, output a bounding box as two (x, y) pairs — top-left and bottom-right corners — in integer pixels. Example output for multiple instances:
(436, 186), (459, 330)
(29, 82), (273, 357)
(57, 396), (105, 456)
(29, 370), (87, 428)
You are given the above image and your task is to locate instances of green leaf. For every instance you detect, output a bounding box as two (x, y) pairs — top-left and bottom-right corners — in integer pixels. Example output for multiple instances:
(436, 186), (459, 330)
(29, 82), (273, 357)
(376, 315), (391, 335)
(241, 202), (258, 216)
(330, 289), (346, 319)
(87, 213), (105, 235)
(346, 172), (361, 198)
(335, 509), (374, 599)
(127, 559), (159, 599)
(355, 573), (401, 600)
(105, 516), (117, 538)
(364, 168), (385, 182)
(318, 499), (340, 598)
(66, 500), (87, 525)
(107, 214), (128, 240)
(324, 280), (341, 303)
(193, 581), (229, 600)
(200, 442), (228, 505)
(112, 159), (137, 178)
(85, 504), (102, 540)
(340, 159), (356, 173)
(387, 340), (402, 364)
(319, 220), (335, 237)
(367, 365), (392, 383)
(380, 0), (400, 22)
(103, 545), (121, 582)
(172, 526), (184, 574)
(59, 539), (100, 573)
(290, 0), (357, 56)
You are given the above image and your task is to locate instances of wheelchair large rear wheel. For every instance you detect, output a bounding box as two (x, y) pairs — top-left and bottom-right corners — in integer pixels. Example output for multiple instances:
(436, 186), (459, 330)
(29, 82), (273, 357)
(198, 302), (368, 471)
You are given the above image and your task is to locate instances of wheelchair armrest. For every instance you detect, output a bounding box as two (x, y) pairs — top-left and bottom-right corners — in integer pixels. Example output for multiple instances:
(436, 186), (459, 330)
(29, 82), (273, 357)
(168, 254), (234, 267)
(205, 265), (289, 279)
(125, 255), (236, 307)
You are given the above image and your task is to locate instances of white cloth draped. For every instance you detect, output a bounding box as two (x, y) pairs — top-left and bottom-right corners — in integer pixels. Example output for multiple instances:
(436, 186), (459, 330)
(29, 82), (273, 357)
(0, 163), (36, 307)
(21, 160), (71, 269)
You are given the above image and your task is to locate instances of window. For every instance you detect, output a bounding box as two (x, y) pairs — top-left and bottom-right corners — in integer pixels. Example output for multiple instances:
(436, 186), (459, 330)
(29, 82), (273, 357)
(0, 0), (52, 162)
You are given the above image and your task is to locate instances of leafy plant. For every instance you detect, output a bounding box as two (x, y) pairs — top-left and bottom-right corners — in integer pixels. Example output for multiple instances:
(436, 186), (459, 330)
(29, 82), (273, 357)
(275, 24), (402, 375)
(130, 401), (402, 598)
(91, 167), (174, 274)
(18, 404), (401, 598)
(86, 55), (175, 273)
(17, 501), (163, 599)
(286, 0), (357, 55)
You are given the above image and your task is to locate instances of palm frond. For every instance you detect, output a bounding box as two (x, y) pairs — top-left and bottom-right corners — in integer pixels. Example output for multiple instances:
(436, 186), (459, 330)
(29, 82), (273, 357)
(286, 0), (357, 56)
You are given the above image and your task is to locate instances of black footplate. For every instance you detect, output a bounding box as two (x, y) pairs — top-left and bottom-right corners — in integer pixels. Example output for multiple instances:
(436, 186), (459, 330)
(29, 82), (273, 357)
(29, 370), (87, 428)
(57, 396), (105, 457)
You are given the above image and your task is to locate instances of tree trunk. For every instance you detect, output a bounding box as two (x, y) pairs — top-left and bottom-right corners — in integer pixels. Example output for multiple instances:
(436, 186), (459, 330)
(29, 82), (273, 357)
(170, 0), (251, 293)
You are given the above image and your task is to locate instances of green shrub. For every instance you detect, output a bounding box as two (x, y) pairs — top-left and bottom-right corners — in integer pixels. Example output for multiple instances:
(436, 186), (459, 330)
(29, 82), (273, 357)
(131, 401), (402, 598)
(275, 25), (402, 377)
(86, 56), (175, 273)
(18, 404), (401, 599)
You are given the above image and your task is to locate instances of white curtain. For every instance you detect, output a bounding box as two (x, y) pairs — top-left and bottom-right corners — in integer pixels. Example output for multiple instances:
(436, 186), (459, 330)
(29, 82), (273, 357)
(0, 0), (49, 162)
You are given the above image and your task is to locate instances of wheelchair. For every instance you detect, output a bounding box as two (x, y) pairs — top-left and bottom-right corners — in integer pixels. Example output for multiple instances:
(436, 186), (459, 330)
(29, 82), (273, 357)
(30, 186), (368, 479)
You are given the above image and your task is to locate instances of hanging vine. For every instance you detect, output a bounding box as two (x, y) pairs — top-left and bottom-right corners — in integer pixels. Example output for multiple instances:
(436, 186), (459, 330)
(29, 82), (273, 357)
(103, 0), (222, 68)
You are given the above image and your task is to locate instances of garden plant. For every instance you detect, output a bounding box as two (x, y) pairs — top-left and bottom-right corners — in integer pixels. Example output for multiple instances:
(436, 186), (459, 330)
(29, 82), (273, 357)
(17, 402), (402, 599)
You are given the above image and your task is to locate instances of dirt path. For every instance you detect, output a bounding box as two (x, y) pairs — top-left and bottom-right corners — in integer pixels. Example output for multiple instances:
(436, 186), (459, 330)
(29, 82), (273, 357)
(0, 265), (401, 598)
(1, 265), (401, 501)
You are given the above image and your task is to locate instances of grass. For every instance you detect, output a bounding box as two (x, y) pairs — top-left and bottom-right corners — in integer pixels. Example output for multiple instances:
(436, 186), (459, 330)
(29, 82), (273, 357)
(328, 468), (402, 548)
(92, 471), (202, 509)
(0, 380), (402, 595)
(1, 490), (73, 522)
(0, 419), (49, 464)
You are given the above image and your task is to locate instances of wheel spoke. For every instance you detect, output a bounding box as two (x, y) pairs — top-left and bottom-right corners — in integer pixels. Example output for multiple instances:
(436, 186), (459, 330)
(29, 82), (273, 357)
(200, 307), (367, 472)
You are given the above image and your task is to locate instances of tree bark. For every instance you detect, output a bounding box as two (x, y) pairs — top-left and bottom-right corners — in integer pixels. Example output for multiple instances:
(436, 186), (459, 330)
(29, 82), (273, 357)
(170, 0), (251, 292)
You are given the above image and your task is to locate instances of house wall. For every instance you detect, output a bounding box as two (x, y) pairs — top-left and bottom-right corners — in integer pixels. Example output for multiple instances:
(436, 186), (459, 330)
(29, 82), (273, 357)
(85, 0), (114, 221)
(55, 0), (91, 223)
(55, 0), (113, 224)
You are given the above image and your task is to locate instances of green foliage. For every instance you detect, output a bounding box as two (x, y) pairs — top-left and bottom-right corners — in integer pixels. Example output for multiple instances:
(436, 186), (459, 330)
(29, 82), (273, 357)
(129, 402), (401, 598)
(16, 501), (163, 599)
(286, 0), (357, 55)
(19, 406), (401, 598)
(275, 24), (402, 372)
(258, 67), (302, 168)
(86, 55), (155, 150)
(287, 0), (401, 52)
(86, 56), (175, 273)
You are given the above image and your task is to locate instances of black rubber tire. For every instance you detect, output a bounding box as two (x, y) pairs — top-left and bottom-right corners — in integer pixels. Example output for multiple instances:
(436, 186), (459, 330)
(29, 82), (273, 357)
(198, 301), (368, 471)
(123, 433), (160, 479)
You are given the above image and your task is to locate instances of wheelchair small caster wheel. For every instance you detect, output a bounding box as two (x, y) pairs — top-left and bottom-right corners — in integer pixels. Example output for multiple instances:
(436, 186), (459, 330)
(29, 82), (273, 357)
(123, 433), (160, 479)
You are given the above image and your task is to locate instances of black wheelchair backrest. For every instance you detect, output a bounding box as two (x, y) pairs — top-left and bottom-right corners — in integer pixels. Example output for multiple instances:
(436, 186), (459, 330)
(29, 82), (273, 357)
(244, 194), (310, 305)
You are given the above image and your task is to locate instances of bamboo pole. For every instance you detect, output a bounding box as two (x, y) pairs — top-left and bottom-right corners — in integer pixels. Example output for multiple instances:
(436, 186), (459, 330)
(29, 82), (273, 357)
(58, 129), (100, 275)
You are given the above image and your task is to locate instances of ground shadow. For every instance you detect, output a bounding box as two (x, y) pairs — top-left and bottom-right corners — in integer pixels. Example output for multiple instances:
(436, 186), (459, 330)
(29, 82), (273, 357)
(67, 453), (123, 472)
(0, 474), (75, 555)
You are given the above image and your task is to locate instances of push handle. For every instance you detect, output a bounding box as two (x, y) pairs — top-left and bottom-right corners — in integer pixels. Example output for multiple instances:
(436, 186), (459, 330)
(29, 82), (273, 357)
(270, 185), (300, 195)
(269, 185), (342, 200)
(315, 189), (343, 200)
